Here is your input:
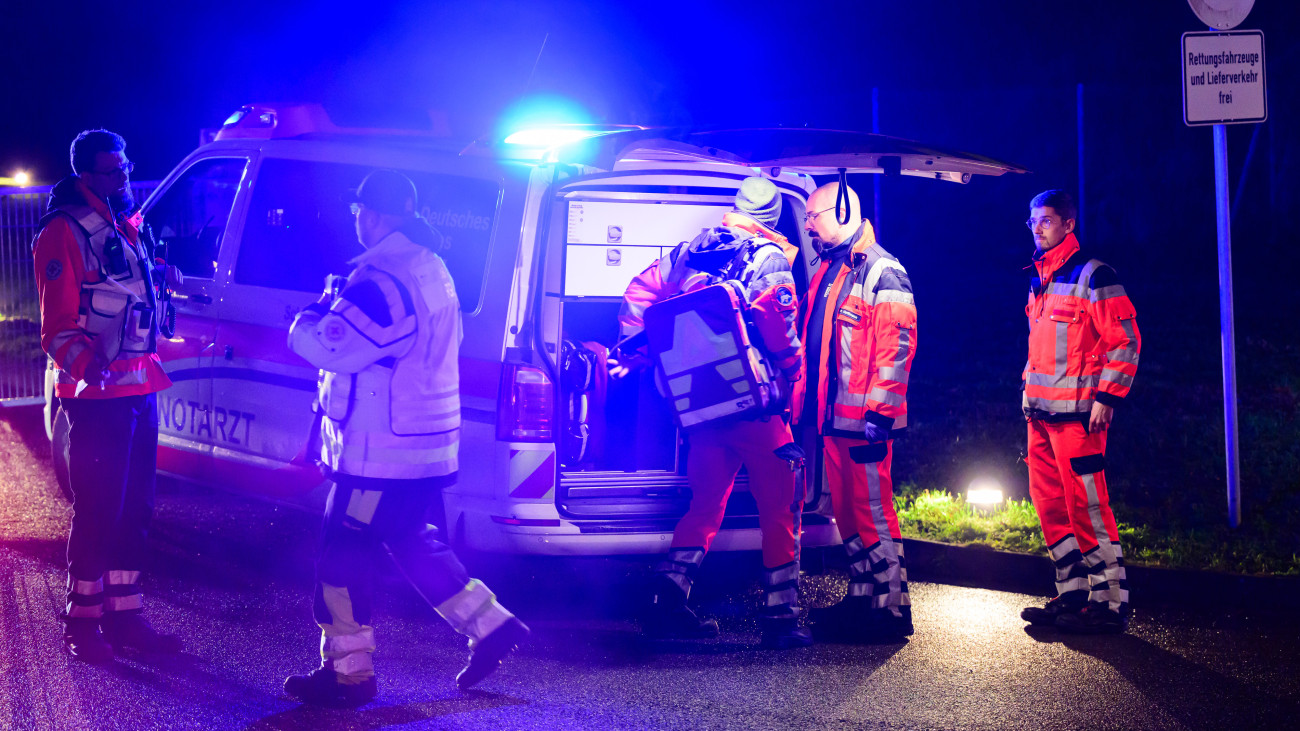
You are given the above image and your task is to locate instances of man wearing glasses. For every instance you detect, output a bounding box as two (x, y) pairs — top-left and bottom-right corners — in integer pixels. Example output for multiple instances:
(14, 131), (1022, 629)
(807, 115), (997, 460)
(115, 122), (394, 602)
(32, 129), (183, 662)
(284, 170), (528, 706)
(1019, 189), (1140, 634)
(797, 181), (916, 642)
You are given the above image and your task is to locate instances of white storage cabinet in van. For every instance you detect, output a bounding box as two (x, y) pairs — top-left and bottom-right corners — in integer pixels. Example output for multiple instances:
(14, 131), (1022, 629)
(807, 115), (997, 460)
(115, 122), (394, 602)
(48, 105), (1025, 556)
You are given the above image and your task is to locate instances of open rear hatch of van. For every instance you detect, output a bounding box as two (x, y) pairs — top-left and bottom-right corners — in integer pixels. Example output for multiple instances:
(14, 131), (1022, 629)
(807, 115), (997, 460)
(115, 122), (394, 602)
(540, 128), (1025, 529)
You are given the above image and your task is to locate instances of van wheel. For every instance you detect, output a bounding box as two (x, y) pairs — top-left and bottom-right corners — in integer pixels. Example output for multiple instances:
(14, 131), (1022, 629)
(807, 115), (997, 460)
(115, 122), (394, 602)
(51, 406), (74, 504)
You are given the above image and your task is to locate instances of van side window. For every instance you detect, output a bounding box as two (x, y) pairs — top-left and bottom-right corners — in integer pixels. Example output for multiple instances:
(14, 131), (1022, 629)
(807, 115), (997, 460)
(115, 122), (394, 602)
(146, 157), (249, 279)
(235, 159), (500, 311)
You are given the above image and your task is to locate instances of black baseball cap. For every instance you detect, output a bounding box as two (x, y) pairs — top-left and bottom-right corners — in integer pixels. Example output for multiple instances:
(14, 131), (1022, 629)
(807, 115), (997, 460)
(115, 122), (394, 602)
(353, 170), (417, 216)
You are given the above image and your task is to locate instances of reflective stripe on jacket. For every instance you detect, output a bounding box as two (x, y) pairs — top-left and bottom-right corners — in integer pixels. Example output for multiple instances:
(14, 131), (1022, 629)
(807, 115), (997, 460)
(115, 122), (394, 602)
(32, 177), (170, 399)
(794, 220), (916, 438)
(618, 214), (803, 378)
(1022, 233), (1140, 419)
(289, 231), (461, 479)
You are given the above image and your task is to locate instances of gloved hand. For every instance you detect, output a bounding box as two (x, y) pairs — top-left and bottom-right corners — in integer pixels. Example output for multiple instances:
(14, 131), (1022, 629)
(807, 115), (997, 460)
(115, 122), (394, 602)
(863, 422), (889, 444)
(607, 352), (649, 379)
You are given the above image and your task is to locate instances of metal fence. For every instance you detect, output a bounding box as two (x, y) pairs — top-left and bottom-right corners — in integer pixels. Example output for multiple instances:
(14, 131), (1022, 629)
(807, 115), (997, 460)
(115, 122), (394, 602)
(0, 182), (159, 405)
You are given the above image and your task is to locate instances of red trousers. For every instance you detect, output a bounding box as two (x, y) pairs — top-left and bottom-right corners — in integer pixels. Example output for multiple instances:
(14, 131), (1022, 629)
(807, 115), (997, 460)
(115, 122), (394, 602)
(670, 417), (801, 569)
(823, 437), (908, 613)
(1027, 420), (1128, 612)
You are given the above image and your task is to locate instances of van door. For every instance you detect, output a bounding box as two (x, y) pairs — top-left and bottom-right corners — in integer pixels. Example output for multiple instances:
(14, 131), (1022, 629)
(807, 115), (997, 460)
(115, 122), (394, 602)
(544, 169), (817, 523)
(144, 155), (252, 481)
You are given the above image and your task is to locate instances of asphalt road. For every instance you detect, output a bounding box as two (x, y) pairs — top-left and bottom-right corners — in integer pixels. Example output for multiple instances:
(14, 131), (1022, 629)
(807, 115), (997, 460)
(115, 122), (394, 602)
(2, 405), (1299, 730)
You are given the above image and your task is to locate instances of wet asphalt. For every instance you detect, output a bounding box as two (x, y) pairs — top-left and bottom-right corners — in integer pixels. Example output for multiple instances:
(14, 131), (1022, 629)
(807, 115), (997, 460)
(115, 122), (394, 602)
(2, 405), (1299, 730)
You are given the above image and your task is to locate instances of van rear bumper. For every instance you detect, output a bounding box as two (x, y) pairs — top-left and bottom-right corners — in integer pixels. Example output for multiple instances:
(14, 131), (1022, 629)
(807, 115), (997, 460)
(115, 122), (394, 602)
(459, 513), (841, 556)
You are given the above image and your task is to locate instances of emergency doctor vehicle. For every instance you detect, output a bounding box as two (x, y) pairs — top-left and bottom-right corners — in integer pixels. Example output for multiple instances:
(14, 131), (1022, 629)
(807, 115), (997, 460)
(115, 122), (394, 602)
(46, 104), (1025, 555)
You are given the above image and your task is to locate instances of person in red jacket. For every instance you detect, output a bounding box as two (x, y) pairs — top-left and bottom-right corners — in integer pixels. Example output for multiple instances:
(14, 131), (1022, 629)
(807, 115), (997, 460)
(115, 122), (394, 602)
(1018, 189), (1140, 634)
(32, 129), (182, 662)
(613, 177), (810, 649)
(795, 182), (917, 642)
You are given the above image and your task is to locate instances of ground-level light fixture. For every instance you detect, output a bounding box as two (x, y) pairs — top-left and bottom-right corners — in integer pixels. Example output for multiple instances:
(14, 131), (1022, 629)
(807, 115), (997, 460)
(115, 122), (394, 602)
(966, 478), (1005, 510)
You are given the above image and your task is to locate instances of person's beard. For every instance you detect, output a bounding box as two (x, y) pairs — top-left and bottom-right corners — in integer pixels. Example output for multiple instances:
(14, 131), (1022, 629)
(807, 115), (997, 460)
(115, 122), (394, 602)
(108, 188), (135, 215)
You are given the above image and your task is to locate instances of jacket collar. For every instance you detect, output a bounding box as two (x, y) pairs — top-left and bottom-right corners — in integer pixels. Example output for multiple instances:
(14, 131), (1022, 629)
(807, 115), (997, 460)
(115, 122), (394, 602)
(351, 230), (416, 266)
(1033, 232), (1080, 280)
(720, 212), (798, 267)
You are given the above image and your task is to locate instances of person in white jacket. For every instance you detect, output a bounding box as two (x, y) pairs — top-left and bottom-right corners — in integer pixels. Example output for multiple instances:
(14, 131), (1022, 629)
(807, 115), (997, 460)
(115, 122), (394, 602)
(283, 170), (528, 707)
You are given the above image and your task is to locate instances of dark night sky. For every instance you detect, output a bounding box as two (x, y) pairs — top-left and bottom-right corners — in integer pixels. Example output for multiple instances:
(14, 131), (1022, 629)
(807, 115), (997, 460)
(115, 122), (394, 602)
(2, 1), (1293, 183)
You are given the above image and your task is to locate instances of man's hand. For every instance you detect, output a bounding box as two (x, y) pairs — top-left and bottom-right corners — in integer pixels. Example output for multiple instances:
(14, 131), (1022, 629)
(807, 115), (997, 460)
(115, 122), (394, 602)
(608, 352), (650, 379)
(863, 422), (889, 444)
(1089, 401), (1114, 432)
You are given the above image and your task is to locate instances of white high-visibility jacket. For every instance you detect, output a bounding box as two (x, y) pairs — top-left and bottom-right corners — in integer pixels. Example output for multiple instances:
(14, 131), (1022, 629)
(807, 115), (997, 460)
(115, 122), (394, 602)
(289, 230), (461, 479)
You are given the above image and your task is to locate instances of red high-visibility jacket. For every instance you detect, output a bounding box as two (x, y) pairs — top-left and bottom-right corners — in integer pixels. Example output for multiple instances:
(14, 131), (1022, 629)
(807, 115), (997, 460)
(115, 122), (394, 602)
(1023, 233), (1140, 419)
(793, 221), (916, 438)
(618, 213), (803, 379)
(32, 177), (171, 399)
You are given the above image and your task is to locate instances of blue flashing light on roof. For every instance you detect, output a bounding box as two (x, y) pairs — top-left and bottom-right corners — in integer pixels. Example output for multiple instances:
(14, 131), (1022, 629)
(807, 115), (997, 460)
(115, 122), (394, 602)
(503, 127), (612, 147)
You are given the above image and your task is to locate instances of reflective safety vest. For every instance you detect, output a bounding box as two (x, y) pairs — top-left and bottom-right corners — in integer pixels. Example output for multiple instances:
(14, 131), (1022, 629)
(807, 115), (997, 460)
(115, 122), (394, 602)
(33, 180), (170, 399)
(794, 220), (916, 438)
(1023, 234), (1140, 419)
(289, 231), (461, 480)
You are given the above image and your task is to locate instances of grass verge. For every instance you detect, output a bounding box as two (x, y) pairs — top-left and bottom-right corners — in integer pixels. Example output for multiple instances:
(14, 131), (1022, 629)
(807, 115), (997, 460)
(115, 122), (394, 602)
(894, 484), (1300, 577)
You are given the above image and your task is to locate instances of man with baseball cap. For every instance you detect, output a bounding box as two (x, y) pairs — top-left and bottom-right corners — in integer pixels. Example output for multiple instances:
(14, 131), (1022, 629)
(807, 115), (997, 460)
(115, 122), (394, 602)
(614, 176), (810, 648)
(284, 170), (528, 706)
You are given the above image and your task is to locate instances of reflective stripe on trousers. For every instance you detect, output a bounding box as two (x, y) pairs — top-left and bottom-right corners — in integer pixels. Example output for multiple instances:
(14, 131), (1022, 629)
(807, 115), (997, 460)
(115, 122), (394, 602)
(314, 472), (488, 678)
(1027, 420), (1128, 613)
(823, 437), (908, 616)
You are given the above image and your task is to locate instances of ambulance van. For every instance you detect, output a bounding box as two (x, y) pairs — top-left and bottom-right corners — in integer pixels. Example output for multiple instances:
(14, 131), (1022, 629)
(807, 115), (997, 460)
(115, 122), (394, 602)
(47, 104), (1025, 555)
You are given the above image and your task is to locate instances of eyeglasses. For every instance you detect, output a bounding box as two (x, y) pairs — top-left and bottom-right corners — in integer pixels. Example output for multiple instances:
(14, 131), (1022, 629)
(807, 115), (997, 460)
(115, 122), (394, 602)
(1026, 216), (1058, 230)
(90, 161), (134, 177)
(804, 205), (838, 224)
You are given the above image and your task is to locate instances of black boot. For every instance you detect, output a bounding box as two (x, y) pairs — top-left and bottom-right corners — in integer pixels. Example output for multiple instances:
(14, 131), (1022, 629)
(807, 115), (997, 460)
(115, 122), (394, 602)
(62, 615), (114, 664)
(642, 575), (719, 639)
(101, 612), (182, 654)
(284, 667), (377, 707)
(808, 595), (864, 641)
(760, 616), (813, 649)
(1021, 595), (1086, 626)
(1055, 602), (1128, 634)
(456, 616), (531, 691)
(812, 598), (911, 643)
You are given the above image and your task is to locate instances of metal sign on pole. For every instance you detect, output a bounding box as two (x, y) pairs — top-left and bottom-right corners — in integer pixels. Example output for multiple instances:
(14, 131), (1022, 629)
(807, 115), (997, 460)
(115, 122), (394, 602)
(1182, 0), (1265, 529)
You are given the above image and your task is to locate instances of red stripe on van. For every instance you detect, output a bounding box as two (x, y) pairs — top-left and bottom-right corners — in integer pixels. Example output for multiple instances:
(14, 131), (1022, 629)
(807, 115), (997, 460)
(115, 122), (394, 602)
(158, 444), (326, 498)
(509, 451), (555, 499)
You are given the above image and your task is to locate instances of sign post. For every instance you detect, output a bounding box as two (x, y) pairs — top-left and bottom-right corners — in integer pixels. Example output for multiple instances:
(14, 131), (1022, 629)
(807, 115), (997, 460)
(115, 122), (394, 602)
(1181, 16), (1266, 528)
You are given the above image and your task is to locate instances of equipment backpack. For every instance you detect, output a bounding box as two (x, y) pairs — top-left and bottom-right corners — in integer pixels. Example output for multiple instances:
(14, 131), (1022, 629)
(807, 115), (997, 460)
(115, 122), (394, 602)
(641, 279), (784, 431)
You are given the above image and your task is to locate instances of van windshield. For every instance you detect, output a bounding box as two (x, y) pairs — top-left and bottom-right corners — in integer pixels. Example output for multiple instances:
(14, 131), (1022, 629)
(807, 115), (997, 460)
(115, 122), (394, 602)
(234, 158), (500, 310)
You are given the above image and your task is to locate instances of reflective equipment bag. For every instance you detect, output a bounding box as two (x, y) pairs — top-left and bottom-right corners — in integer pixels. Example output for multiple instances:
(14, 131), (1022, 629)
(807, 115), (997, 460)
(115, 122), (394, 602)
(642, 281), (782, 430)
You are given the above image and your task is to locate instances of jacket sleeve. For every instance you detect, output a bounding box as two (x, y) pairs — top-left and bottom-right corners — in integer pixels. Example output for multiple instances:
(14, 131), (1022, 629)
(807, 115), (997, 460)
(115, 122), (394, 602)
(289, 269), (417, 374)
(1087, 265), (1140, 407)
(33, 217), (98, 382)
(617, 242), (686, 339)
(863, 265), (917, 429)
(744, 246), (803, 380)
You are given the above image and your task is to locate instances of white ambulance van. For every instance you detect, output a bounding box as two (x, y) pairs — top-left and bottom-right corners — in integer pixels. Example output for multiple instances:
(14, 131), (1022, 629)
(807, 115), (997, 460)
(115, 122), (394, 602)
(48, 104), (1025, 555)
